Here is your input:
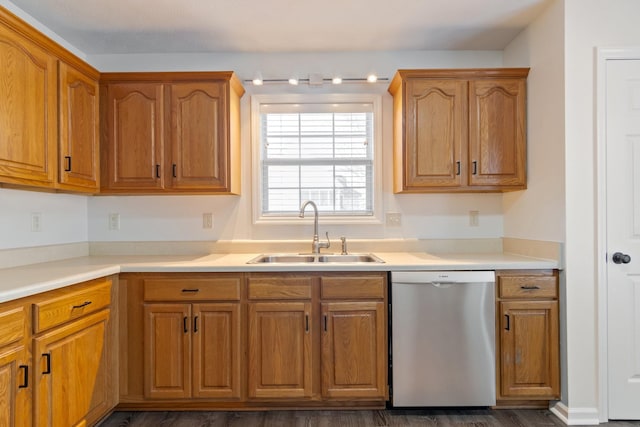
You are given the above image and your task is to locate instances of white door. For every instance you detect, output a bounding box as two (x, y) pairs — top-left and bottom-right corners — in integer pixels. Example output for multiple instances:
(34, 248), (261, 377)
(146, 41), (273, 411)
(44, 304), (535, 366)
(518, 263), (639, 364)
(607, 59), (640, 420)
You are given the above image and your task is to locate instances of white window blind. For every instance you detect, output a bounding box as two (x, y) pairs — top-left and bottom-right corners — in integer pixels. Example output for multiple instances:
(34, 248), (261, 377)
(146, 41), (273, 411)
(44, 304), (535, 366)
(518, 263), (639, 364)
(260, 103), (374, 216)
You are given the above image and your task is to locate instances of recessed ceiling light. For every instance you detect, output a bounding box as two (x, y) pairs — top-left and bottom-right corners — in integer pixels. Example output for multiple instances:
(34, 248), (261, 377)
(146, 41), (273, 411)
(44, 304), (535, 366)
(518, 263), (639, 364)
(288, 78), (299, 85)
(252, 78), (263, 85)
(367, 74), (378, 83)
(332, 77), (342, 84)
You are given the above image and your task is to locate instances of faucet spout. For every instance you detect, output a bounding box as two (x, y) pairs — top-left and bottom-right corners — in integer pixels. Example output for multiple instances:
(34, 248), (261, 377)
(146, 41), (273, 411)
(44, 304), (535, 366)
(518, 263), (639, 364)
(299, 200), (330, 254)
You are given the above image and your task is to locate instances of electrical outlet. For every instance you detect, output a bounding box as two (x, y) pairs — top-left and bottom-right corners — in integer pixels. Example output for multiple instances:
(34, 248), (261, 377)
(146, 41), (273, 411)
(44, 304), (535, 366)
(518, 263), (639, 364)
(108, 213), (120, 231)
(386, 212), (402, 227)
(203, 213), (213, 229)
(469, 210), (479, 227)
(31, 213), (42, 232)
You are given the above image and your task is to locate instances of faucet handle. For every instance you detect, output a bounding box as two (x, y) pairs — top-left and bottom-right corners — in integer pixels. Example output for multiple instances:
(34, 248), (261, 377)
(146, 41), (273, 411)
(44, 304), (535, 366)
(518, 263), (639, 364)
(319, 231), (331, 250)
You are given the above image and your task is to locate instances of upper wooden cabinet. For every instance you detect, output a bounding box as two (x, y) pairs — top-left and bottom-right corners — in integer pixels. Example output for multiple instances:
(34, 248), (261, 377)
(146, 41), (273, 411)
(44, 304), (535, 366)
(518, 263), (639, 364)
(0, 7), (100, 193)
(389, 69), (529, 193)
(57, 62), (100, 192)
(0, 20), (57, 188)
(100, 73), (244, 194)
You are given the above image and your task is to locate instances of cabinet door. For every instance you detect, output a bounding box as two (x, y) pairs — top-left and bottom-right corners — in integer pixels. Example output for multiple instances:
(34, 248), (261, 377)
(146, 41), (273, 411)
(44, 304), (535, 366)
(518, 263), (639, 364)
(0, 25), (57, 187)
(169, 82), (229, 190)
(248, 302), (313, 399)
(104, 83), (165, 190)
(500, 300), (560, 398)
(469, 79), (526, 187)
(192, 303), (241, 399)
(143, 303), (191, 399)
(0, 346), (30, 427)
(34, 309), (111, 427)
(404, 79), (466, 189)
(321, 302), (386, 399)
(58, 62), (99, 192)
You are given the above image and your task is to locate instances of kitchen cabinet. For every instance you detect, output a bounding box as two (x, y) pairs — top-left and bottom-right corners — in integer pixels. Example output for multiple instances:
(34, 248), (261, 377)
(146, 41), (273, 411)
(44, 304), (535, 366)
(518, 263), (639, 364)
(247, 273), (388, 402)
(0, 305), (30, 427)
(32, 276), (115, 427)
(100, 72), (244, 194)
(247, 276), (314, 399)
(495, 270), (560, 403)
(57, 61), (100, 192)
(142, 276), (242, 400)
(0, 15), (57, 188)
(320, 276), (387, 400)
(388, 69), (529, 193)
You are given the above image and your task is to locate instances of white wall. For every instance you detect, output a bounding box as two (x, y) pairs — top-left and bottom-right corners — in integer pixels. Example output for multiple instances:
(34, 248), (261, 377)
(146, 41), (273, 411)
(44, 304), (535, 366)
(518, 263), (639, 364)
(502, 0), (565, 243)
(0, 188), (88, 250)
(87, 50), (507, 243)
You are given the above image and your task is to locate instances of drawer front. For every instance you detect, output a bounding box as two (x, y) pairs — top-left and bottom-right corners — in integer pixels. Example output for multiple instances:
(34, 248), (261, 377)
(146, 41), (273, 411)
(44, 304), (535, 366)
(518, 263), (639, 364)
(499, 275), (558, 299)
(248, 276), (313, 300)
(321, 276), (386, 300)
(0, 306), (25, 347)
(33, 277), (111, 333)
(144, 277), (241, 301)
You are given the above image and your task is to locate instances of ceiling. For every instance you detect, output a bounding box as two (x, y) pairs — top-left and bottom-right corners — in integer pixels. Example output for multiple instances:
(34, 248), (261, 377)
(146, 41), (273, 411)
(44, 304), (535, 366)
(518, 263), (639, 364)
(9, 0), (552, 55)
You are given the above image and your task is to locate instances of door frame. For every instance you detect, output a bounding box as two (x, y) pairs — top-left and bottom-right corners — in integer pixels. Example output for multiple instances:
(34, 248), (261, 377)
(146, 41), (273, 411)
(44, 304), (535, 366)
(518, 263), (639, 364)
(596, 47), (640, 423)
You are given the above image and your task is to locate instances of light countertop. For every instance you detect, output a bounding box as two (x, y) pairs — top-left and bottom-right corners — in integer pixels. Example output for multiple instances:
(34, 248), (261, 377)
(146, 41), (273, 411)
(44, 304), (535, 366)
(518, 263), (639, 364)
(0, 252), (558, 303)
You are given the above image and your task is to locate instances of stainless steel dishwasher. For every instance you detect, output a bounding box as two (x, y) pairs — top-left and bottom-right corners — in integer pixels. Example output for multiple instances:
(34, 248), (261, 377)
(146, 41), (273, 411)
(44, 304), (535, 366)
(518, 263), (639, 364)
(390, 271), (496, 407)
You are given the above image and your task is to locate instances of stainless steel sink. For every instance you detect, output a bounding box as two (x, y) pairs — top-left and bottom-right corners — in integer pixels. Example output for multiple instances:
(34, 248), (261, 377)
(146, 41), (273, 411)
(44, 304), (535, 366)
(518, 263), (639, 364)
(247, 253), (384, 264)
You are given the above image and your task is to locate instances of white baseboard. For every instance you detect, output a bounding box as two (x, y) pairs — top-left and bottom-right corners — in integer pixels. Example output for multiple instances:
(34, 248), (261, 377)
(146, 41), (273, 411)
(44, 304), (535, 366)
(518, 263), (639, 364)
(550, 401), (600, 425)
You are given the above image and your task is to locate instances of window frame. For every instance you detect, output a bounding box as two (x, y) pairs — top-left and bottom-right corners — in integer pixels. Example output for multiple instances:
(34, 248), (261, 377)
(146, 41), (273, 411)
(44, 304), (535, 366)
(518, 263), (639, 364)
(251, 93), (383, 225)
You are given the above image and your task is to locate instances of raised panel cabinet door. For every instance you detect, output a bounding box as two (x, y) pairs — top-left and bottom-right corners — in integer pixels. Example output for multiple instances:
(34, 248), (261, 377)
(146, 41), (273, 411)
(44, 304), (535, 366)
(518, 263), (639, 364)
(404, 79), (467, 189)
(192, 303), (241, 399)
(170, 82), (229, 190)
(500, 300), (560, 398)
(0, 346), (30, 427)
(33, 309), (111, 427)
(321, 302), (386, 399)
(58, 62), (99, 192)
(143, 304), (191, 399)
(248, 302), (313, 399)
(0, 25), (57, 187)
(104, 83), (165, 190)
(468, 79), (526, 187)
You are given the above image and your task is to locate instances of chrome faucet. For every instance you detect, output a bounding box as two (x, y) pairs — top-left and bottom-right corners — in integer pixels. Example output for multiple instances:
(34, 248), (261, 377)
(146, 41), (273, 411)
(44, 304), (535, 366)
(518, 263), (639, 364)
(299, 200), (330, 254)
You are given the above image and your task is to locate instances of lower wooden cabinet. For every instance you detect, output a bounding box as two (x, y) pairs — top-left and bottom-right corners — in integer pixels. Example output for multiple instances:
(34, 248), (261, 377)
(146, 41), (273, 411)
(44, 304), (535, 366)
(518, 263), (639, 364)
(495, 270), (560, 403)
(120, 272), (388, 409)
(144, 302), (241, 399)
(34, 309), (111, 427)
(0, 345), (30, 427)
(247, 301), (313, 399)
(321, 301), (386, 399)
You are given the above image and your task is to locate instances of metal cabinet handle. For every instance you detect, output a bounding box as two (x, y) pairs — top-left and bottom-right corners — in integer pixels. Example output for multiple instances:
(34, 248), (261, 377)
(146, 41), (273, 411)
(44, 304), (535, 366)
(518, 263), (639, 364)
(19, 365), (28, 388)
(323, 314), (328, 332)
(181, 289), (199, 293)
(172, 164), (177, 178)
(520, 285), (540, 290)
(72, 301), (92, 309)
(194, 316), (198, 333)
(305, 314), (309, 333)
(183, 316), (189, 333)
(456, 161), (461, 176)
(42, 353), (51, 375)
(504, 314), (510, 331)
(472, 161), (478, 175)
(64, 156), (72, 172)
(155, 164), (161, 178)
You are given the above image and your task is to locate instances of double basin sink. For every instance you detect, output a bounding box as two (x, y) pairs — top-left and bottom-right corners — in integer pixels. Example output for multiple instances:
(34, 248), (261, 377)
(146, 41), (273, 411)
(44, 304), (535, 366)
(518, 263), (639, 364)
(247, 253), (384, 264)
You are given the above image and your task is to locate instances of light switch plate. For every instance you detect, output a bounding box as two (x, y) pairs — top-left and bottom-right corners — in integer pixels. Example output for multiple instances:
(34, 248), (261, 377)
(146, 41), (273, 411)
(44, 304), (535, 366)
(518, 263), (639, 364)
(386, 212), (402, 226)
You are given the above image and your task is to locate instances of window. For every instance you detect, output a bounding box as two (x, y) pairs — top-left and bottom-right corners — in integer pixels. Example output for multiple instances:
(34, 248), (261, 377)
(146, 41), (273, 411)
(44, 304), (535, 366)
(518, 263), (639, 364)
(252, 94), (382, 223)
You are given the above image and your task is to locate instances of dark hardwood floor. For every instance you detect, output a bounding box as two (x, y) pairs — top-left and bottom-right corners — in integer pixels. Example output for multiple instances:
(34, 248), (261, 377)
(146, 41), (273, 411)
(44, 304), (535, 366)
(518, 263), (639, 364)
(99, 409), (640, 427)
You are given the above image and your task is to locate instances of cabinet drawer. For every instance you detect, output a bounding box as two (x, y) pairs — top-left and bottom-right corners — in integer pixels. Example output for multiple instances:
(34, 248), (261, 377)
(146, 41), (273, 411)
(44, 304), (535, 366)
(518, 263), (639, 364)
(33, 277), (111, 333)
(499, 275), (558, 299)
(144, 277), (241, 301)
(0, 306), (25, 347)
(321, 276), (386, 299)
(248, 276), (312, 300)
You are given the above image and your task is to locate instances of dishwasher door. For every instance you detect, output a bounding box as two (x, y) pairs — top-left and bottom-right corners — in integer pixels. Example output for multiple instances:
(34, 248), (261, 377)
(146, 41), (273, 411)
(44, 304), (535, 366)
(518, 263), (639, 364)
(391, 271), (496, 407)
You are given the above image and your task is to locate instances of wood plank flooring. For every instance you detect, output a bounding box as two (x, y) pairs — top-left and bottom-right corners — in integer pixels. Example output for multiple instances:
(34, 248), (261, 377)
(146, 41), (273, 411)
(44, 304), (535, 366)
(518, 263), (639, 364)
(99, 409), (640, 427)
